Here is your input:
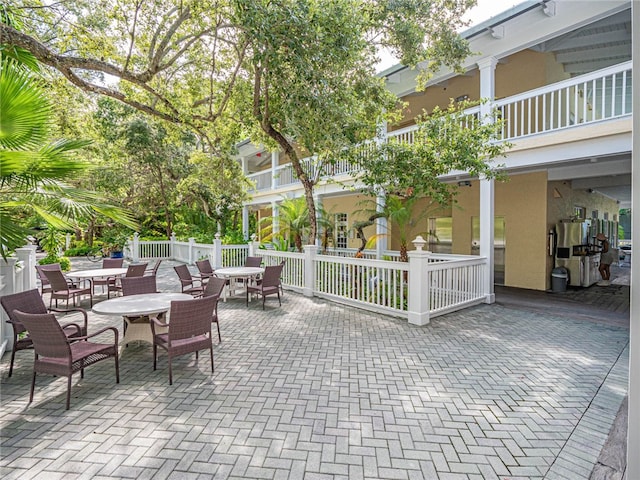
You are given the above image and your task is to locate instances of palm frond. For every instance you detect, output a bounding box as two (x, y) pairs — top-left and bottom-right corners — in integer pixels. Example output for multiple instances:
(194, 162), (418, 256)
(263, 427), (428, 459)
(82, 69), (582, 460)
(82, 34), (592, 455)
(0, 61), (50, 150)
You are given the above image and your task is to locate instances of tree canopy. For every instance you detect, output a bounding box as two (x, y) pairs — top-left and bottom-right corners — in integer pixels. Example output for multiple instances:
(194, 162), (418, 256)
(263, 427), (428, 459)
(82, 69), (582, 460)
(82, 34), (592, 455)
(2, 0), (478, 243)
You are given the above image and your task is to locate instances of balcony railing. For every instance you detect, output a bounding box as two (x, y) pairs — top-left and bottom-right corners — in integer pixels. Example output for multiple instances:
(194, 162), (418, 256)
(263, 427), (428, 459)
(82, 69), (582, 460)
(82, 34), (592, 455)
(247, 61), (632, 193)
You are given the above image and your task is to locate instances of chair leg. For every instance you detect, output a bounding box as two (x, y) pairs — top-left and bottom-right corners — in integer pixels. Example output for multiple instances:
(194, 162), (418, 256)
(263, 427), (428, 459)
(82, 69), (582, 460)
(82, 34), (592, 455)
(216, 322), (221, 343)
(277, 291), (281, 306)
(8, 341), (17, 377)
(66, 375), (72, 410)
(262, 294), (266, 310)
(209, 344), (214, 373)
(168, 356), (173, 385)
(153, 345), (157, 370)
(115, 355), (120, 384)
(29, 371), (36, 404)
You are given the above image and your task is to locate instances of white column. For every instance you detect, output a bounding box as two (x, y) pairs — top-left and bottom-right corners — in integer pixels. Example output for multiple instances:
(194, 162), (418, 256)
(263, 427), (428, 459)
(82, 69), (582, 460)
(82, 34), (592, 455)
(480, 179), (495, 303)
(15, 247), (36, 291)
(376, 190), (387, 259)
(271, 201), (280, 236)
(407, 236), (430, 326)
(188, 237), (196, 265)
(242, 206), (250, 240)
(170, 233), (177, 260)
(477, 56), (497, 116)
(241, 156), (248, 175)
(0, 258), (18, 357)
(248, 234), (260, 257)
(271, 151), (279, 190)
(132, 232), (140, 262)
(627, 1), (639, 476)
(303, 244), (318, 297)
(213, 233), (223, 269)
(477, 56), (498, 304)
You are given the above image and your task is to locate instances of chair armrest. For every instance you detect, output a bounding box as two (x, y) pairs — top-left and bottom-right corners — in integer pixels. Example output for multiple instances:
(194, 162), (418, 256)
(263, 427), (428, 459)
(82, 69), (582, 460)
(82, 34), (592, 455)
(75, 326), (119, 346)
(50, 307), (88, 331)
(60, 322), (83, 337)
(150, 317), (169, 328)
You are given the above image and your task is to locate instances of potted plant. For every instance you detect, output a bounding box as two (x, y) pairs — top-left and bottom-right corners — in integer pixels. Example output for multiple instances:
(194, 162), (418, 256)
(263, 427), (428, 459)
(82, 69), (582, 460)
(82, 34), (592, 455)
(103, 231), (130, 258)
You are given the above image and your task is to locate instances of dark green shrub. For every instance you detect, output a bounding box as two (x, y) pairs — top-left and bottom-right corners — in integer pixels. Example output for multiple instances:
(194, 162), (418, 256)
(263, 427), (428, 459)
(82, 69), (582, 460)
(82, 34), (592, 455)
(39, 254), (71, 271)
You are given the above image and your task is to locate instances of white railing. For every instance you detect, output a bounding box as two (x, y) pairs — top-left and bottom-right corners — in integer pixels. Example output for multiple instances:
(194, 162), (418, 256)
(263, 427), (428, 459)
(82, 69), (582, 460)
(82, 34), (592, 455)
(246, 61), (632, 193)
(315, 254), (409, 315)
(275, 163), (297, 187)
(171, 241), (191, 264)
(495, 61), (632, 141)
(130, 235), (248, 268)
(222, 245), (248, 267)
(255, 250), (305, 291)
(0, 248), (37, 358)
(251, 170), (272, 191)
(138, 240), (171, 259)
(130, 237), (489, 322)
(322, 248), (402, 261)
(427, 256), (486, 318)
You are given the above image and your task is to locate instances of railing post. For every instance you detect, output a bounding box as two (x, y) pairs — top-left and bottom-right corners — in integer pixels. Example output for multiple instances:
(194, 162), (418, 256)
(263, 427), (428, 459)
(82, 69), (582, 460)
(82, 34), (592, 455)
(132, 233), (140, 262)
(188, 237), (196, 265)
(0, 257), (19, 357)
(248, 234), (259, 257)
(303, 244), (318, 297)
(15, 247), (36, 291)
(407, 236), (431, 326)
(213, 233), (223, 269)
(170, 233), (177, 260)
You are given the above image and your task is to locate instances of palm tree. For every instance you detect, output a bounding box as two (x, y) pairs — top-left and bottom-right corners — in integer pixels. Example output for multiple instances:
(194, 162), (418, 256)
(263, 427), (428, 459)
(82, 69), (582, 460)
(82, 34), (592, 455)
(259, 197), (310, 252)
(0, 54), (137, 258)
(353, 194), (436, 262)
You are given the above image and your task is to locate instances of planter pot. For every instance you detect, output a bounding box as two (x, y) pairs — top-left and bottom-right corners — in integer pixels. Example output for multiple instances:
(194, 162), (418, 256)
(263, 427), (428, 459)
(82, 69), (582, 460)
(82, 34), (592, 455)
(110, 251), (124, 259)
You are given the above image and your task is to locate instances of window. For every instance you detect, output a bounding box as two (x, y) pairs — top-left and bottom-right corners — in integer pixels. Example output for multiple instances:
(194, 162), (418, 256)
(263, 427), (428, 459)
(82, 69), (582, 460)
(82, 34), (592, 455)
(428, 217), (452, 254)
(574, 206), (586, 220)
(335, 213), (348, 249)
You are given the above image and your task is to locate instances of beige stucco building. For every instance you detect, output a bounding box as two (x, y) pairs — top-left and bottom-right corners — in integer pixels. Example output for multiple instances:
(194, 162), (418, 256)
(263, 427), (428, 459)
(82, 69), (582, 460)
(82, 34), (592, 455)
(238, 0), (632, 293)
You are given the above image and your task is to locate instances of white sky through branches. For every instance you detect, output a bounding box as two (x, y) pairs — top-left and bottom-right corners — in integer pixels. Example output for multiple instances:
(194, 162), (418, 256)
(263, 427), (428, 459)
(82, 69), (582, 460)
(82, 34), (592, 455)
(376, 0), (525, 72)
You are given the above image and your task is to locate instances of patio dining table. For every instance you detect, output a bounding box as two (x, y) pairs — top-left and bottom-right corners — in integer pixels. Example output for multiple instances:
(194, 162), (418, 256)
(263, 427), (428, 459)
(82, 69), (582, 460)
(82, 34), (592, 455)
(92, 292), (193, 347)
(67, 267), (128, 291)
(214, 266), (265, 301)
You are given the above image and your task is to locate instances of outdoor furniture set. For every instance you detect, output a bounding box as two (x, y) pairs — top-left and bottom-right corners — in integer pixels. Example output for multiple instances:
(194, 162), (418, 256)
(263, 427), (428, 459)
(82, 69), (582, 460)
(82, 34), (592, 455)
(1, 257), (286, 408)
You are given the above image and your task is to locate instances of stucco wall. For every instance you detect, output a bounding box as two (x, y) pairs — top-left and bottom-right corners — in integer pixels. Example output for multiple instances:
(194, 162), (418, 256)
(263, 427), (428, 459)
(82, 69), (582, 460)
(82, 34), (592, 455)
(495, 50), (550, 99)
(452, 172), (549, 290)
(396, 49), (566, 128)
(396, 71), (480, 129)
(322, 194), (378, 249)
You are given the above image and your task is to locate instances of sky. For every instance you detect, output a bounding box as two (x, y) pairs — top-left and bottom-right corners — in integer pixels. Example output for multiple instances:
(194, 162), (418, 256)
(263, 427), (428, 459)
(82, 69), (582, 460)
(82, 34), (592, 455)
(376, 0), (525, 71)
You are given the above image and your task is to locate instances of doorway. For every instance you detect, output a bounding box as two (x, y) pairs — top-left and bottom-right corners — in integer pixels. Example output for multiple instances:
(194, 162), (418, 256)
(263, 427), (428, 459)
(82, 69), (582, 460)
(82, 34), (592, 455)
(471, 216), (506, 285)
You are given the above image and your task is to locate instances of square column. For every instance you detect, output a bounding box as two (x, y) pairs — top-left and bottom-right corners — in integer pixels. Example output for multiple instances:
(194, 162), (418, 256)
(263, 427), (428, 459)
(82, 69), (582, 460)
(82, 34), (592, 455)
(477, 56), (498, 304)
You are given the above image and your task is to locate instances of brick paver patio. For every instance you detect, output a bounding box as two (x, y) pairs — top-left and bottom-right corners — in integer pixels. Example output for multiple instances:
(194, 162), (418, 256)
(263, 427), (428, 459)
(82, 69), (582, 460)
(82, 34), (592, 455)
(0, 260), (629, 479)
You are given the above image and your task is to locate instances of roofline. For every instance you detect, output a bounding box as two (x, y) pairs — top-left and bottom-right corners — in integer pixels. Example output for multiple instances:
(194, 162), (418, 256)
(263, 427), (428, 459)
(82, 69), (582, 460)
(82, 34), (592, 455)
(379, 0), (551, 79)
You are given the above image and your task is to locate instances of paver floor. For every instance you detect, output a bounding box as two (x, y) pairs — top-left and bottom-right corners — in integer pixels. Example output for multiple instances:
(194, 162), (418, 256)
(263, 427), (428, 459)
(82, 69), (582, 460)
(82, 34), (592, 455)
(0, 259), (630, 479)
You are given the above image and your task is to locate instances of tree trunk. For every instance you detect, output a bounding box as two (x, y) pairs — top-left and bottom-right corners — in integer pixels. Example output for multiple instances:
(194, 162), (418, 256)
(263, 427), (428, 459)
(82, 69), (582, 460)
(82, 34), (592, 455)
(400, 242), (408, 263)
(260, 125), (318, 245)
(254, 67), (318, 245)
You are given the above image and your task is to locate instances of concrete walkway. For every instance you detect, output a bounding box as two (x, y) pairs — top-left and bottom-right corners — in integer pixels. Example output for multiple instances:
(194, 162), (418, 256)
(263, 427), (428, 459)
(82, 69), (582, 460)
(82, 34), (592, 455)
(0, 258), (630, 479)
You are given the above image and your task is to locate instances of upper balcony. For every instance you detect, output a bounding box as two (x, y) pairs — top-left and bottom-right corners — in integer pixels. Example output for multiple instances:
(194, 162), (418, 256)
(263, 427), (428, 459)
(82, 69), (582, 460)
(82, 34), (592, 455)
(246, 60), (632, 199)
